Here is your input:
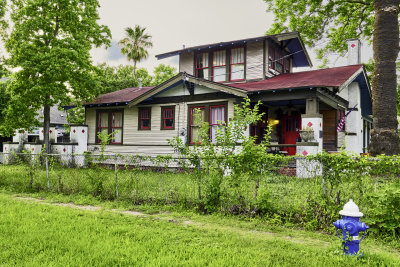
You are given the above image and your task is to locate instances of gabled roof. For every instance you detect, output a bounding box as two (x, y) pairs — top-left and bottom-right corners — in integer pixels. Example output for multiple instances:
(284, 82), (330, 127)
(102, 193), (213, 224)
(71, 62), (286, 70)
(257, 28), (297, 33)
(128, 73), (248, 106)
(84, 86), (154, 106)
(156, 32), (312, 67)
(229, 64), (364, 92)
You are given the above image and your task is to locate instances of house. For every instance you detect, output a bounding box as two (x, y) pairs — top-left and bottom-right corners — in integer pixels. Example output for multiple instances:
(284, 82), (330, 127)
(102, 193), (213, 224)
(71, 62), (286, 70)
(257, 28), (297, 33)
(84, 32), (372, 156)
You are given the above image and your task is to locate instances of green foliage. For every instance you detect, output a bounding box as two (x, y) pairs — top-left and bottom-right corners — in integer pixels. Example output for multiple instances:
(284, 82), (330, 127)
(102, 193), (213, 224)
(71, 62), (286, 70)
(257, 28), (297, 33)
(0, 69), (11, 123)
(96, 63), (177, 94)
(365, 180), (400, 238)
(96, 64), (152, 94)
(97, 130), (115, 155)
(2, 192), (399, 266)
(66, 105), (85, 124)
(151, 64), (177, 86)
(2, 151), (400, 244)
(169, 97), (289, 212)
(0, 0), (111, 136)
(118, 25), (153, 74)
(264, 0), (374, 61)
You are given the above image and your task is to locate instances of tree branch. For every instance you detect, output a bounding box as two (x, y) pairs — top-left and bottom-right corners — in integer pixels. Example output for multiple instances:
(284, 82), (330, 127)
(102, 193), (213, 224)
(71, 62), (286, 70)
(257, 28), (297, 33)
(342, 0), (371, 5)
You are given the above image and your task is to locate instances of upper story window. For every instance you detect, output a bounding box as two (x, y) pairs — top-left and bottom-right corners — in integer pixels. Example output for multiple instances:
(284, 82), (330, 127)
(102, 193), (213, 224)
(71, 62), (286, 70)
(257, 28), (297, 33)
(284, 58), (290, 73)
(268, 46), (275, 70)
(96, 110), (123, 144)
(213, 50), (226, 82)
(269, 45), (291, 74)
(196, 52), (209, 79)
(275, 50), (284, 73)
(230, 47), (245, 81)
(139, 107), (151, 130)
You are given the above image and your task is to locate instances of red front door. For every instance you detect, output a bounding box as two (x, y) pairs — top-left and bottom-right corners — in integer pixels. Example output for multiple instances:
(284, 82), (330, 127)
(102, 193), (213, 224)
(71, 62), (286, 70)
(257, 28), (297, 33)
(281, 115), (301, 155)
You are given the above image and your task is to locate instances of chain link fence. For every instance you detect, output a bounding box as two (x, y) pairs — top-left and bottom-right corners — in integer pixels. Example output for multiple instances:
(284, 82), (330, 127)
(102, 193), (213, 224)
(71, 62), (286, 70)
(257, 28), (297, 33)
(2, 151), (398, 233)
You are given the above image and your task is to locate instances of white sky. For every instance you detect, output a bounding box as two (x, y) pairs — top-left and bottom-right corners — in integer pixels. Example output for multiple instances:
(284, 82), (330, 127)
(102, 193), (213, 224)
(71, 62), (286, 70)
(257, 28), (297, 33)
(91, 0), (372, 74)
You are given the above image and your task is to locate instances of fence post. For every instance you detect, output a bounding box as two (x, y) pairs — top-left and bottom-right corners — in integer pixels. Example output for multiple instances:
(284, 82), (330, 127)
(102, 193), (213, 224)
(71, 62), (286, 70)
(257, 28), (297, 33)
(115, 155), (119, 199)
(197, 156), (201, 200)
(45, 154), (50, 190)
(321, 158), (326, 195)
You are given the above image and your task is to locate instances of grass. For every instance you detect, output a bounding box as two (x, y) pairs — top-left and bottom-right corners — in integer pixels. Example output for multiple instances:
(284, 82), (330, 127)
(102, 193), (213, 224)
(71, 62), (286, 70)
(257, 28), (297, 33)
(1, 191), (399, 266)
(0, 162), (398, 236)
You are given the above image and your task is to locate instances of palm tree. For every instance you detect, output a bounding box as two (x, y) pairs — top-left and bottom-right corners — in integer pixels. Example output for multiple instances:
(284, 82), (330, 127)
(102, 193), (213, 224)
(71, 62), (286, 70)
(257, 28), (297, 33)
(369, 0), (400, 155)
(118, 25), (153, 75)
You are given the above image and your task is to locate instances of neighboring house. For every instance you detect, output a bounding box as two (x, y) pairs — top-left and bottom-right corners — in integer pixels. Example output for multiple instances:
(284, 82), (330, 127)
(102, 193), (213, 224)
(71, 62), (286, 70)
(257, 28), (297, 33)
(84, 32), (372, 156)
(1, 105), (68, 150)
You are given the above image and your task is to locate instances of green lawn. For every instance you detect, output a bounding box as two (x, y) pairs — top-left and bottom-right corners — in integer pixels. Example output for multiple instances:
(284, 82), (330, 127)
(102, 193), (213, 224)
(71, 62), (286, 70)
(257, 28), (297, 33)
(0, 191), (399, 266)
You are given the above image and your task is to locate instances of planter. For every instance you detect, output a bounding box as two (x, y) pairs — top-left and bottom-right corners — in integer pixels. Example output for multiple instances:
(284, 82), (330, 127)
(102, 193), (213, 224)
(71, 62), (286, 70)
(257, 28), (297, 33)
(299, 130), (314, 142)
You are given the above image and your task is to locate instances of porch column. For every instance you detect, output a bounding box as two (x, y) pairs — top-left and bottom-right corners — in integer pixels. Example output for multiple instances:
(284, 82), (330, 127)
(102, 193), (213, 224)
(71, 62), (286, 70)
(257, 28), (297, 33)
(301, 98), (323, 152)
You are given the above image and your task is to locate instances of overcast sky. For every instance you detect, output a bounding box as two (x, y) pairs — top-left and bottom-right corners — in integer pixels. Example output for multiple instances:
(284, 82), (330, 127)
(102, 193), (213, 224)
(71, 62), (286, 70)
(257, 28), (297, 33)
(91, 0), (372, 74)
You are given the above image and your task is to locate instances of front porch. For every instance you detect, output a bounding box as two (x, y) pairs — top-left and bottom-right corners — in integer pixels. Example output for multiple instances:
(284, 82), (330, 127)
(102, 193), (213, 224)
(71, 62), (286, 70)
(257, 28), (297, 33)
(249, 87), (350, 155)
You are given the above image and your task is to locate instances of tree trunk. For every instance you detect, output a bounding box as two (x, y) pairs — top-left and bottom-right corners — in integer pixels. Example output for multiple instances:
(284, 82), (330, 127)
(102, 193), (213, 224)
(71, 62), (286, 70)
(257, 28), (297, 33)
(369, 0), (400, 156)
(43, 101), (51, 154)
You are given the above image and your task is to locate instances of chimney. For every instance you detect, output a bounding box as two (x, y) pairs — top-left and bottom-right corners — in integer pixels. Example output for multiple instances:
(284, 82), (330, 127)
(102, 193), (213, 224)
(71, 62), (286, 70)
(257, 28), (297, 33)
(183, 44), (185, 49)
(347, 39), (361, 65)
(138, 78), (142, 89)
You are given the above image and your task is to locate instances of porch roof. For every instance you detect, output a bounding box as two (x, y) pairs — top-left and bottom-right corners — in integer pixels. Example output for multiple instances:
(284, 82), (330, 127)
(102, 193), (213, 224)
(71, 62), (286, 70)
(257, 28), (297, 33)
(228, 64), (364, 92)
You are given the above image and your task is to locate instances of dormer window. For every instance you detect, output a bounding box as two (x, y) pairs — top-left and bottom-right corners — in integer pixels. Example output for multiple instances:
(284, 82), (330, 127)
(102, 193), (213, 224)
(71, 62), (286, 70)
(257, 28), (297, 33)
(230, 47), (245, 81)
(275, 50), (284, 73)
(284, 58), (290, 73)
(268, 46), (275, 70)
(269, 45), (290, 74)
(213, 50), (226, 82)
(196, 52), (209, 79)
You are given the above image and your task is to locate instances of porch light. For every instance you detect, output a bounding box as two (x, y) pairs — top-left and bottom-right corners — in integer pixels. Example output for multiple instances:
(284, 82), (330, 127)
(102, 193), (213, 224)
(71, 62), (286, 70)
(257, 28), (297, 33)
(268, 119), (280, 125)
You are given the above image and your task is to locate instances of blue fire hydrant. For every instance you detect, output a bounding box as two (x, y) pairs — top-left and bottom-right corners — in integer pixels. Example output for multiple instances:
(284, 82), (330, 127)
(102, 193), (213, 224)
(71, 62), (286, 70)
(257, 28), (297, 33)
(333, 199), (369, 255)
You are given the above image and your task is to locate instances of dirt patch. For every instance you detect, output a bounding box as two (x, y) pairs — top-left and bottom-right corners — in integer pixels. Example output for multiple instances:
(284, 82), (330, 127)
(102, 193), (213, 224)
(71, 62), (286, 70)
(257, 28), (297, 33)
(112, 209), (145, 216)
(55, 203), (101, 211)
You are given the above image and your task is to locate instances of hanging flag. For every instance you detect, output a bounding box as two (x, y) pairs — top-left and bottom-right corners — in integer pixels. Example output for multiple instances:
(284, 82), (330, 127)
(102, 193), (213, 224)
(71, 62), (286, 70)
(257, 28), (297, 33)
(337, 104), (358, 132)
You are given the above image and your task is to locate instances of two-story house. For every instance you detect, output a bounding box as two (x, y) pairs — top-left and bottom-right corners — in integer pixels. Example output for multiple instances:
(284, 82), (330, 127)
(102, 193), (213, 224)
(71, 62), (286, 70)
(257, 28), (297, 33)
(84, 32), (372, 155)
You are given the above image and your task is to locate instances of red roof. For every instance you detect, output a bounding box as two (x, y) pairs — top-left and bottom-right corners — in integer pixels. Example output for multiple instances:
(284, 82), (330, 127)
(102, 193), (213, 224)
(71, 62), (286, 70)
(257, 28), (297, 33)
(87, 86), (155, 105)
(229, 64), (363, 92)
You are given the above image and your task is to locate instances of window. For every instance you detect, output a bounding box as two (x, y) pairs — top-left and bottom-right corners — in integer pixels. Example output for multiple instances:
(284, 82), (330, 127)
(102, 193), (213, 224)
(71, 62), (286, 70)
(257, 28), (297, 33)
(161, 106), (175, 130)
(213, 50), (226, 82)
(196, 52), (209, 79)
(189, 103), (227, 144)
(190, 106), (205, 144)
(268, 46), (275, 70)
(230, 47), (245, 81)
(111, 112), (123, 143)
(139, 107), (151, 130)
(275, 50), (283, 73)
(269, 46), (291, 74)
(96, 110), (123, 144)
(209, 105), (226, 143)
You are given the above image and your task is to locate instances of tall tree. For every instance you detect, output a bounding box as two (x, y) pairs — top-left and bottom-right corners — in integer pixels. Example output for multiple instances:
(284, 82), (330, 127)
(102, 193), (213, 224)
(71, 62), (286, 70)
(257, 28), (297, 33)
(0, 68), (11, 124)
(0, 0), (111, 153)
(369, 0), (400, 155)
(118, 25), (153, 75)
(264, 0), (400, 155)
